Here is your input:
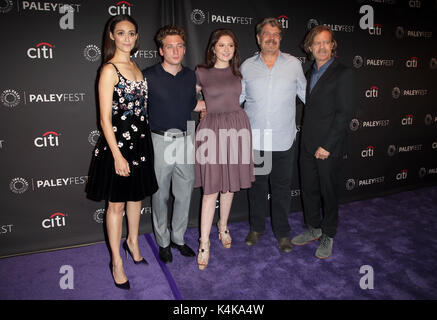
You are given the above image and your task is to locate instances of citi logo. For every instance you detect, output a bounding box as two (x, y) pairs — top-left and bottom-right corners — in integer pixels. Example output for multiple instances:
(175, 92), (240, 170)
(401, 114), (413, 125)
(369, 24), (382, 35)
(365, 86), (379, 98)
(361, 146), (375, 157)
(34, 131), (60, 147)
(42, 212), (66, 229)
(406, 57), (418, 68)
(108, 1), (131, 16)
(278, 15), (289, 29)
(396, 169), (408, 180)
(27, 42), (54, 59)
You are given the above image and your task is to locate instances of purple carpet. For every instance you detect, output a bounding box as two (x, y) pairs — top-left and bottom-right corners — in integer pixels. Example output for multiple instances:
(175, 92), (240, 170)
(1, 186), (436, 299)
(0, 235), (174, 300)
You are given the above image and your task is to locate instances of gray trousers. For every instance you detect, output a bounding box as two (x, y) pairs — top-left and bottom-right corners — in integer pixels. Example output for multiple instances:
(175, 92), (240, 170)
(151, 132), (195, 248)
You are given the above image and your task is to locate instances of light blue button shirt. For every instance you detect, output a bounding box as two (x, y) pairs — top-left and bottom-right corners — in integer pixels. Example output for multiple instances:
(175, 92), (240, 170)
(240, 51), (307, 151)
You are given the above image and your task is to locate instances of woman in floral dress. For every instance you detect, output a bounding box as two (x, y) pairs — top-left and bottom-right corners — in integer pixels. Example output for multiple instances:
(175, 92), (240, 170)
(86, 15), (158, 289)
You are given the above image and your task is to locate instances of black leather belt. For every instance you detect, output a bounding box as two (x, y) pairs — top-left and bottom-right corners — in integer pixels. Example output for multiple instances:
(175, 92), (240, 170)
(151, 129), (187, 138)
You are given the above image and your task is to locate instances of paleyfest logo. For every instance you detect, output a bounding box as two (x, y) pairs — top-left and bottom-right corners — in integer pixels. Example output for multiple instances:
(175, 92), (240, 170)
(191, 9), (206, 25)
(1, 89), (21, 108)
(93, 207), (151, 224)
(353, 55), (395, 69)
(190, 8), (253, 25)
(88, 130), (100, 146)
(0, 0), (13, 13)
(10, 177), (29, 194)
(83, 44), (101, 62)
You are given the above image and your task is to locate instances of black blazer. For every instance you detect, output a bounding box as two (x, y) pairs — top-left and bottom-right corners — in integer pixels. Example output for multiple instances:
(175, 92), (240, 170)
(301, 59), (355, 157)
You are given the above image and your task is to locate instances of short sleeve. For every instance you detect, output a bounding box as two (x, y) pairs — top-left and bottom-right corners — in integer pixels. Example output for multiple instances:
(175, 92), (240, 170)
(194, 67), (203, 87)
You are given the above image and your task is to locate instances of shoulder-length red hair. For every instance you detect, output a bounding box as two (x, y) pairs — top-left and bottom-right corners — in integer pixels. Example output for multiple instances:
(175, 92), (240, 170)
(199, 29), (241, 78)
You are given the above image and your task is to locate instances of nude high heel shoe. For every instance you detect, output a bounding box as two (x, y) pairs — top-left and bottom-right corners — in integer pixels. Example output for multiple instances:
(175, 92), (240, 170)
(217, 220), (232, 248)
(197, 239), (210, 270)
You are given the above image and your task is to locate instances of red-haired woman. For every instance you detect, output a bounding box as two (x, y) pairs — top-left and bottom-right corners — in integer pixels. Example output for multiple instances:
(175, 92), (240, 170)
(195, 29), (255, 270)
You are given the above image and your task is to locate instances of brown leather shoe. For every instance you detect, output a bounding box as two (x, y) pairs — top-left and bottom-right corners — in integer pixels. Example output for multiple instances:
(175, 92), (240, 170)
(278, 237), (292, 253)
(245, 231), (262, 246)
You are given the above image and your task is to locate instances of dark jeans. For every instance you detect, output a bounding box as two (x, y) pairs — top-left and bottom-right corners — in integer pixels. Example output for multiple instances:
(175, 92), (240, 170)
(248, 142), (296, 239)
(299, 148), (342, 238)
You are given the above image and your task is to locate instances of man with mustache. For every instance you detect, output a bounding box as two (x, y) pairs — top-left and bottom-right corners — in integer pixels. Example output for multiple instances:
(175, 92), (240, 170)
(291, 25), (355, 259)
(240, 18), (306, 252)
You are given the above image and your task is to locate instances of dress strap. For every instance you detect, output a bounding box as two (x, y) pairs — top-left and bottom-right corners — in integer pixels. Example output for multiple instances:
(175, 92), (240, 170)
(106, 62), (121, 77)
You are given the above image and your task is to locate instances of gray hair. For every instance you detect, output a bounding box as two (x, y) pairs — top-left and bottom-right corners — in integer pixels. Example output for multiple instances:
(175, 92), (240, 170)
(256, 17), (282, 37)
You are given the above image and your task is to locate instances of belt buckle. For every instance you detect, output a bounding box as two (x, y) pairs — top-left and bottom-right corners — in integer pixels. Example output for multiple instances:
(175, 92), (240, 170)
(164, 131), (178, 139)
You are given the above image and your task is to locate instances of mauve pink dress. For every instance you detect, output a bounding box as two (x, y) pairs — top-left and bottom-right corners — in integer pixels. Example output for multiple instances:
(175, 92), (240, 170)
(194, 66), (255, 195)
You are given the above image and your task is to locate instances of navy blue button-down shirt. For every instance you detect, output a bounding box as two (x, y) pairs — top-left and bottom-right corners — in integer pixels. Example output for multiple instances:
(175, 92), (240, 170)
(143, 63), (196, 132)
(309, 57), (335, 92)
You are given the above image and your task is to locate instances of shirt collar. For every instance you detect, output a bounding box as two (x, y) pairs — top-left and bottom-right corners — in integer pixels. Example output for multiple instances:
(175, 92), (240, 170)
(313, 57), (335, 72)
(158, 63), (186, 77)
(256, 50), (284, 64)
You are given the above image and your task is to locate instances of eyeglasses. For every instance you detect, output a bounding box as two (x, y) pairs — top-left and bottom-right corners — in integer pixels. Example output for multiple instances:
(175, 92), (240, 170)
(261, 32), (281, 38)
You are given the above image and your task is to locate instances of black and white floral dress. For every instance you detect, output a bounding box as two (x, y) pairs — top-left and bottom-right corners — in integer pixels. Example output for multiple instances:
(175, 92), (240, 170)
(86, 63), (158, 202)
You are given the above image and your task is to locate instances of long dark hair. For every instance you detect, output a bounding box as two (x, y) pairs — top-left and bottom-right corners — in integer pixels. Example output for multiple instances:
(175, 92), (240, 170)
(102, 14), (139, 63)
(199, 29), (241, 78)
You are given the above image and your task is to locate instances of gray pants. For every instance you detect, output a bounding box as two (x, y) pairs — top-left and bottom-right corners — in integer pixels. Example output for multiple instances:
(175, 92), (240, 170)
(151, 132), (195, 248)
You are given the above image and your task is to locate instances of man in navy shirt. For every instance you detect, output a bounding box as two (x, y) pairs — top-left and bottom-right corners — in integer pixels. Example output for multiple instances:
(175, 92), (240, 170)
(143, 26), (204, 264)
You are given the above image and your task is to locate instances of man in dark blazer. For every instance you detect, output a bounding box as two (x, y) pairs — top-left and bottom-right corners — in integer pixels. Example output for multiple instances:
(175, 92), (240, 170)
(292, 25), (355, 259)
